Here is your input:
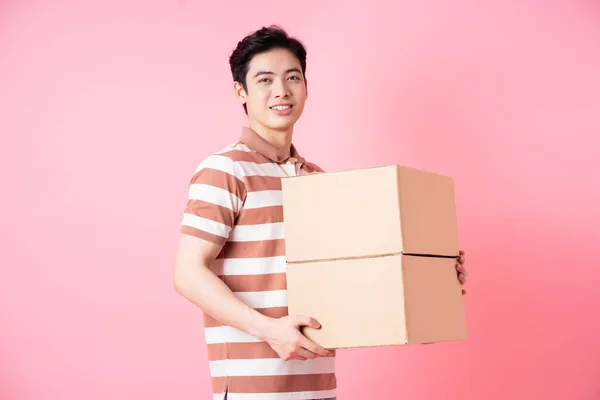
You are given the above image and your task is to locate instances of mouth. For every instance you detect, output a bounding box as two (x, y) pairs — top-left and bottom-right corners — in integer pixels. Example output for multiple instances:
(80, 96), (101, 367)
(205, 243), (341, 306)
(270, 104), (293, 111)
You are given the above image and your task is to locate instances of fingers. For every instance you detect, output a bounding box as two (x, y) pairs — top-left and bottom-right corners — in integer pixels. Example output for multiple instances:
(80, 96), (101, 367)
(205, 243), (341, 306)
(456, 261), (467, 287)
(281, 337), (332, 361)
(296, 347), (319, 360)
(286, 315), (333, 358)
(300, 336), (331, 357)
(283, 352), (308, 361)
(292, 315), (321, 329)
(456, 251), (467, 293)
(286, 346), (330, 361)
(285, 352), (308, 361)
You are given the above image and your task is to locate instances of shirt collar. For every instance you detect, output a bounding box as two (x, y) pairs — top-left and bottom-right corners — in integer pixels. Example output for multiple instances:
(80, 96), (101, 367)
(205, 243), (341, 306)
(240, 126), (305, 164)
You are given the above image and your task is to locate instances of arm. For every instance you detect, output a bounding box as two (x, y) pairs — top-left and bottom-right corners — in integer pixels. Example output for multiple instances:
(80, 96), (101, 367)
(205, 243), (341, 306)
(173, 233), (269, 339)
(174, 155), (331, 360)
(173, 233), (331, 360)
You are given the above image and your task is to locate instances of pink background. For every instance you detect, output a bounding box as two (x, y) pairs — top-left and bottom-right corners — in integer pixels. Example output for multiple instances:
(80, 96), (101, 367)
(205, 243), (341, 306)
(2, 1), (599, 399)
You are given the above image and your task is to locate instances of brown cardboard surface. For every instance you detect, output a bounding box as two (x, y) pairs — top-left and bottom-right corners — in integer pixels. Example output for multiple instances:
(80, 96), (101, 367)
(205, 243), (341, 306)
(282, 164), (466, 349)
(397, 166), (459, 257)
(281, 165), (401, 263)
(286, 254), (408, 349)
(286, 254), (467, 349)
(402, 255), (468, 344)
(281, 165), (459, 263)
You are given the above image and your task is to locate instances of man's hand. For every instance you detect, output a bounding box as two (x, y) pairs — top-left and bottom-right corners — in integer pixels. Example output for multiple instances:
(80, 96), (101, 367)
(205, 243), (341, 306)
(258, 315), (333, 361)
(456, 249), (468, 295)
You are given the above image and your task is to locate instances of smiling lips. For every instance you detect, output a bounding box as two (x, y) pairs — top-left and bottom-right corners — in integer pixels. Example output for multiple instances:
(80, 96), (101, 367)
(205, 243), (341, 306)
(270, 104), (293, 110)
(270, 104), (294, 116)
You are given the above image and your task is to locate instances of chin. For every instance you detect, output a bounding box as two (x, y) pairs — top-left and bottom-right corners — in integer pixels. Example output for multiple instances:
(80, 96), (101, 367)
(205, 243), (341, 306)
(266, 117), (298, 131)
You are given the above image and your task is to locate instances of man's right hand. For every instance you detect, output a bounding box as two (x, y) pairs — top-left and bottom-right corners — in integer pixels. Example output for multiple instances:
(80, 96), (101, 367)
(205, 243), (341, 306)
(258, 315), (333, 361)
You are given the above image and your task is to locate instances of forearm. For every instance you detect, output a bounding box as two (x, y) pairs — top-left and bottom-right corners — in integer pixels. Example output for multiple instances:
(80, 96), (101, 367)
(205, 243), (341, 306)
(174, 263), (272, 339)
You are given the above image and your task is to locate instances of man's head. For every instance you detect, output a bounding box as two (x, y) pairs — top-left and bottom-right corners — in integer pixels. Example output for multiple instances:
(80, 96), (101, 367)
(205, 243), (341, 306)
(229, 25), (308, 132)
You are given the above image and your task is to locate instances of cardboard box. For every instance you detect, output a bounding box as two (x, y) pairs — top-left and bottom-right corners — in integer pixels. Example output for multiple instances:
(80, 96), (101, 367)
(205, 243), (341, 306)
(281, 165), (467, 349)
(282, 165), (459, 262)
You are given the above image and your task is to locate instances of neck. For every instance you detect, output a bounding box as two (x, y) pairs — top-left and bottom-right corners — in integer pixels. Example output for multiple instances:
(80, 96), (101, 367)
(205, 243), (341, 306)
(249, 120), (293, 156)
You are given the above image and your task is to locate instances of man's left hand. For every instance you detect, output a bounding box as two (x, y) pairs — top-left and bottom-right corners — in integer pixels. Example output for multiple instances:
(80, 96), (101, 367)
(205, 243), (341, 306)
(456, 250), (468, 295)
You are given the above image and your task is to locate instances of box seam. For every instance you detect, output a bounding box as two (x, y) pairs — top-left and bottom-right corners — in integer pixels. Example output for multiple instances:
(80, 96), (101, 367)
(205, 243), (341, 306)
(286, 252), (403, 265)
(401, 257), (409, 344)
(396, 166), (405, 254)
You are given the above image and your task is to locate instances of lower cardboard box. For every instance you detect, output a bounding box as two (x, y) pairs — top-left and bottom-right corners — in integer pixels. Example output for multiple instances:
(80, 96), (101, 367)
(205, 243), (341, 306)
(285, 254), (467, 349)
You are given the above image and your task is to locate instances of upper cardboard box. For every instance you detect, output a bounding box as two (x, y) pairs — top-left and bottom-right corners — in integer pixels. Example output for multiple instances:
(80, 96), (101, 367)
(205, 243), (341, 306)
(281, 165), (459, 262)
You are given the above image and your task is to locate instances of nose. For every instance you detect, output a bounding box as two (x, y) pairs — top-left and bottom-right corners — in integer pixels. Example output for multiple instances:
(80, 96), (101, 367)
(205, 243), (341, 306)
(272, 77), (291, 98)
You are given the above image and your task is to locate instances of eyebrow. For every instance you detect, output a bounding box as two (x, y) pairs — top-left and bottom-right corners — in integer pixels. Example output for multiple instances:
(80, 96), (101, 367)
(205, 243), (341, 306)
(253, 68), (302, 78)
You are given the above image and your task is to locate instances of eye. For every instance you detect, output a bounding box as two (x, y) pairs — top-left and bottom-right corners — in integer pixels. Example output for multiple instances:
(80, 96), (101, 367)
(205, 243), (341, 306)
(288, 75), (301, 81)
(258, 78), (271, 83)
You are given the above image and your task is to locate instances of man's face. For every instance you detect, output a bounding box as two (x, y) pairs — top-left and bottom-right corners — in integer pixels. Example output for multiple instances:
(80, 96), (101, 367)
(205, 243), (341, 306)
(235, 48), (307, 132)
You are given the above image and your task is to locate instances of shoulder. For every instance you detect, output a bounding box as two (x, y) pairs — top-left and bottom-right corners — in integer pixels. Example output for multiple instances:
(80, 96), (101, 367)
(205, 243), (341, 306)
(191, 141), (249, 181)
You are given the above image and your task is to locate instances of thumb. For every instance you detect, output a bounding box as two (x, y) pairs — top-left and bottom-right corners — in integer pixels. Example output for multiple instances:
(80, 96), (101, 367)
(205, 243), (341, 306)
(292, 315), (321, 329)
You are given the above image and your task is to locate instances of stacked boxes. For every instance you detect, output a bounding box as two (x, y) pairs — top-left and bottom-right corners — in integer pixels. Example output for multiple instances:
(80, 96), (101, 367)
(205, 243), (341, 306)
(281, 165), (467, 349)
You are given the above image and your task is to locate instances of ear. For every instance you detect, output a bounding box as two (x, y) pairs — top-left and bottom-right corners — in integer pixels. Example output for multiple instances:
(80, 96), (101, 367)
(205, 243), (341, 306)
(304, 75), (308, 100)
(234, 81), (247, 105)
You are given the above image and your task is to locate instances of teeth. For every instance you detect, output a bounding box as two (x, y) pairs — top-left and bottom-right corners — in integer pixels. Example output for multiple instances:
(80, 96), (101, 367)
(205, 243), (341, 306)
(272, 105), (291, 110)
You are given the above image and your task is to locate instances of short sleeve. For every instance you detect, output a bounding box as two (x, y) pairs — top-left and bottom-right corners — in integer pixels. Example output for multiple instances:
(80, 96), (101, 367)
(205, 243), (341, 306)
(302, 161), (326, 174)
(180, 154), (247, 246)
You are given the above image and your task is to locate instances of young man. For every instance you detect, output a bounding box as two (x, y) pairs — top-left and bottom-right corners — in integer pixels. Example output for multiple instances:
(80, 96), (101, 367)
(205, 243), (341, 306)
(174, 26), (468, 400)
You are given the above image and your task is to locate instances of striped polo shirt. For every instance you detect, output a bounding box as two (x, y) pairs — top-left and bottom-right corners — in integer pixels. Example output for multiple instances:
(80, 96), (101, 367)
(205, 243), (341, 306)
(180, 126), (337, 400)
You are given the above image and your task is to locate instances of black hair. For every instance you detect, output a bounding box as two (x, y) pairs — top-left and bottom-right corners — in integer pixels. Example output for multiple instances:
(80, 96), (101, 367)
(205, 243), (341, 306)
(229, 25), (307, 114)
